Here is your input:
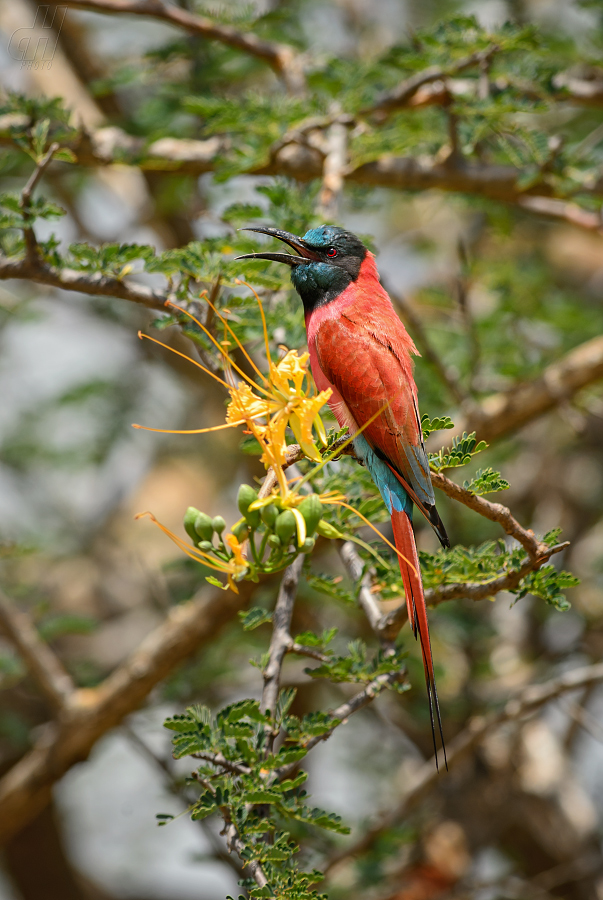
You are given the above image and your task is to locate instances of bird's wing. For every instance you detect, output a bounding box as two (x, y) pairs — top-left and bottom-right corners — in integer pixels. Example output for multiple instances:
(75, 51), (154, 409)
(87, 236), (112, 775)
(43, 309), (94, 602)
(314, 311), (435, 510)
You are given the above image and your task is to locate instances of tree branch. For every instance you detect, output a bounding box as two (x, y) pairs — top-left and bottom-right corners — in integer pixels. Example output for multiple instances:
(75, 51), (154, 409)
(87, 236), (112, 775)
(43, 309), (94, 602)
(430, 471), (544, 556)
(380, 541), (568, 637)
(376, 470), (568, 637)
(338, 540), (384, 635)
(0, 254), (171, 312)
(323, 660), (603, 874)
(461, 333), (603, 443)
(3, 117), (601, 215)
(366, 46), (499, 117)
(261, 555), (305, 752)
(0, 591), (75, 710)
(0, 579), (254, 846)
(49, 0), (305, 93)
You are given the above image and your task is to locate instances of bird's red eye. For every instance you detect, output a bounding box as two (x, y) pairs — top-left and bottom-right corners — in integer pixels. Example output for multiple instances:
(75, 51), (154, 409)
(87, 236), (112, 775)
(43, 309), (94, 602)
(326, 247), (337, 258)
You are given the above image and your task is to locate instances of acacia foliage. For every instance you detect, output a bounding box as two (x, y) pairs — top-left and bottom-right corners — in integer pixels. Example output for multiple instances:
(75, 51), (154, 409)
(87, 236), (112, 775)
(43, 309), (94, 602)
(0, 5), (601, 899)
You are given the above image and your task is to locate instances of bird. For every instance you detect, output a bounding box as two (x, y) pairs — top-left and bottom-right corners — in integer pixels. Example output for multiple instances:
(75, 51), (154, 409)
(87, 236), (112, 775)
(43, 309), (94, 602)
(237, 224), (449, 767)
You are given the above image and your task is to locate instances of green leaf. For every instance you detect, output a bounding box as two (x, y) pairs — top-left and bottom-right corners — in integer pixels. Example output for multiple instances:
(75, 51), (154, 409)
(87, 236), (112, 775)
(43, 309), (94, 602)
(239, 607), (273, 630)
(429, 432), (488, 471)
(463, 467), (510, 495)
(421, 413), (455, 440)
(206, 575), (228, 589)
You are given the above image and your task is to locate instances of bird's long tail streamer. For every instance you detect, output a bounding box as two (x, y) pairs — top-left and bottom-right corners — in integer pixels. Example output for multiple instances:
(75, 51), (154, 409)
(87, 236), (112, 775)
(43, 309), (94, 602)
(390, 508), (447, 771)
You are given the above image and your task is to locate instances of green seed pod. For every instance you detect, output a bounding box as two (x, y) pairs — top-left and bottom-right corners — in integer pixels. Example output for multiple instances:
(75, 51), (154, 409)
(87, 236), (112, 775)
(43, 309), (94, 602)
(183, 507), (202, 542)
(198, 540), (213, 552)
(232, 521), (249, 542)
(260, 503), (278, 531)
(316, 519), (345, 540)
(297, 495), (323, 536)
(275, 509), (297, 546)
(300, 536), (316, 554)
(194, 512), (214, 542)
(267, 534), (282, 550)
(237, 484), (258, 517)
(212, 516), (226, 535)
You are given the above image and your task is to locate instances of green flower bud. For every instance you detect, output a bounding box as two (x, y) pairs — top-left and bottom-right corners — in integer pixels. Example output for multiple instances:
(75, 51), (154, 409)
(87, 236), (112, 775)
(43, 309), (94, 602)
(232, 521), (249, 541)
(316, 519), (345, 540)
(297, 495), (323, 536)
(183, 507), (202, 542)
(198, 540), (214, 552)
(267, 534), (282, 550)
(194, 512), (214, 542)
(300, 536), (316, 554)
(237, 485), (260, 529)
(212, 516), (226, 535)
(237, 484), (258, 516)
(275, 510), (296, 546)
(260, 503), (278, 531)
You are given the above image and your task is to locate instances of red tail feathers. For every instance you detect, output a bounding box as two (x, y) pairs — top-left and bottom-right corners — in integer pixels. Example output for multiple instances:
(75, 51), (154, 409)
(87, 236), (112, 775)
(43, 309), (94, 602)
(391, 508), (447, 770)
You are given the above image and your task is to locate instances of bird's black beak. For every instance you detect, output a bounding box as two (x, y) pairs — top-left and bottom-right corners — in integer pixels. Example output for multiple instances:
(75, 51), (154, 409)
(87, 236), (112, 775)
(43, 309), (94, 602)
(235, 226), (320, 267)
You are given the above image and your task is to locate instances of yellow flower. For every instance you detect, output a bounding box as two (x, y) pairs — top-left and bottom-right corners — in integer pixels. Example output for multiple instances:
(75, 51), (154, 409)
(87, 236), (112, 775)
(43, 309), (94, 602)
(224, 533), (249, 578)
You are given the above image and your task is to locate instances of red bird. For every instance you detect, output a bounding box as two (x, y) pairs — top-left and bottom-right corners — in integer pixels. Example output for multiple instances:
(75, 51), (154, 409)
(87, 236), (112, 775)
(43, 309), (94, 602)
(239, 225), (449, 766)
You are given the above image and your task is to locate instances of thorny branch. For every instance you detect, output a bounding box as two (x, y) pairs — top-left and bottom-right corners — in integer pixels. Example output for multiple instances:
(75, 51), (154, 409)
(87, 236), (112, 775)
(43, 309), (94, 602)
(48, 0), (306, 94)
(323, 659), (603, 875)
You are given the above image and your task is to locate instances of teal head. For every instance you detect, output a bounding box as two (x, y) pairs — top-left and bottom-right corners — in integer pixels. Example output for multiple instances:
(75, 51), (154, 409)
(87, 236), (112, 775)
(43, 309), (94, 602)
(237, 225), (367, 312)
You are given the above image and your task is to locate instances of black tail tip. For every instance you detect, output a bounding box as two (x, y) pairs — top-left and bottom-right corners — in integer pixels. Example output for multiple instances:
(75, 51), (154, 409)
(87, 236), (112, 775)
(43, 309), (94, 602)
(427, 504), (450, 549)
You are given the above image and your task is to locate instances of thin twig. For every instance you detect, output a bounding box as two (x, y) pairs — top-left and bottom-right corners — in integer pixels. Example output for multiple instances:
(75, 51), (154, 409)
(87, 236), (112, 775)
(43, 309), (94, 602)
(19, 143), (60, 261)
(275, 670), (406, 781)
(123, 726), (245, 878)
(323, 660), (603, 874)
(222, 817), (271, 889)
(454, 238), (481, 393)
(0, 590), (75, 710)
(192, 752), (252, 776)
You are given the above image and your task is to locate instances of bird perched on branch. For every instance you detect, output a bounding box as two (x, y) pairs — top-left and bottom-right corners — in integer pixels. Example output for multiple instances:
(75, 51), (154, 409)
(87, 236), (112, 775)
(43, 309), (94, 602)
(238, 224), (449, 767)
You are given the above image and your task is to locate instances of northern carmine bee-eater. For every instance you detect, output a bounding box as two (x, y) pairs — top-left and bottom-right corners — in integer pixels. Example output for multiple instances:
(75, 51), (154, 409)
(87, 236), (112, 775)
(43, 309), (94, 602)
(238, 224), (449, 766)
